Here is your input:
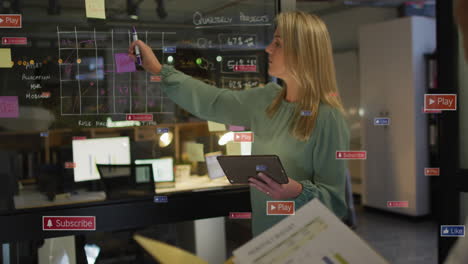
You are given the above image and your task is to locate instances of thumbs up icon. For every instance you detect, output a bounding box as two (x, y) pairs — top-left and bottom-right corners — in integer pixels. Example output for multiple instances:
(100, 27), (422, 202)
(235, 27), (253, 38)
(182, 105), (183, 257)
(443, 228), (449, 234)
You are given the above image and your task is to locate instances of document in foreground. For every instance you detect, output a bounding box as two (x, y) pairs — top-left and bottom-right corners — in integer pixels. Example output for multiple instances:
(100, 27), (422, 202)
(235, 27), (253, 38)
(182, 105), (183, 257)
(233, 199), (389, 264)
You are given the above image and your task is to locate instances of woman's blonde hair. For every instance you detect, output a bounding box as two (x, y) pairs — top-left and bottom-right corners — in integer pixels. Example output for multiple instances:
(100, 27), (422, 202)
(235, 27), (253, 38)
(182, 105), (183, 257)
(266, 11), (345, 141)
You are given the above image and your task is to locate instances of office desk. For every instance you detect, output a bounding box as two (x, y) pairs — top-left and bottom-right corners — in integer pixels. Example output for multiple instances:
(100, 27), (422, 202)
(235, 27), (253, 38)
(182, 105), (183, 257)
(0, 176), (250, 243)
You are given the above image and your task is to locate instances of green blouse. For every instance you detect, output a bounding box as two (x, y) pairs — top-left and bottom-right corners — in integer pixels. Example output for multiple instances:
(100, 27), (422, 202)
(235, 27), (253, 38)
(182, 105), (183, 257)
(160, 65), (350, 236)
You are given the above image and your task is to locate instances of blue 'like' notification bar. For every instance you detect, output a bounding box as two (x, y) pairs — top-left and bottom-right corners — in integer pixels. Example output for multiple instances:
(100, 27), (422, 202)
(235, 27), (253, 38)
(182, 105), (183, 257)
(440, 225), (465, 237)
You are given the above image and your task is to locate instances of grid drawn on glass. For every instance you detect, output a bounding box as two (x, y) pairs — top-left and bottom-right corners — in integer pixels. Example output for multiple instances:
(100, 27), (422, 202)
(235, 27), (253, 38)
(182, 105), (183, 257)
(57, 26), (176, 115)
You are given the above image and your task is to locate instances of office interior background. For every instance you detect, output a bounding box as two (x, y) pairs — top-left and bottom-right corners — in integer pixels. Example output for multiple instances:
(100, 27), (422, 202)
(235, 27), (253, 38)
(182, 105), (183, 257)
(0, 0), (464, 263)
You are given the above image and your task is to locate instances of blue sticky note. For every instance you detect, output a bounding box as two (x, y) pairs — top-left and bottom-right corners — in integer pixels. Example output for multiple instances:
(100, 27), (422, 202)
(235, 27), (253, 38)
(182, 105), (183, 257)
(256, 165), (267, 171)
(114, 53), (136, 73)
(441, 225), (465, 237)
(154, 196), (168, 203)
(163, 46), (176, 53)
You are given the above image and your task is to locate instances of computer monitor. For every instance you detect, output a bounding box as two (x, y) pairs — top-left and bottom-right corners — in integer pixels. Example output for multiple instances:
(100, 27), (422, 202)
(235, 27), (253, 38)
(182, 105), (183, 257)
(72, 137), (131, 182)
(96, 164), (154, 200)
(134, 158), (174, 183)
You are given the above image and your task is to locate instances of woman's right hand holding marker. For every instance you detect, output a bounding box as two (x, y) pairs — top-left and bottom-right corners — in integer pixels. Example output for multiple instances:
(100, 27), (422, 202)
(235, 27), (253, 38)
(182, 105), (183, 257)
(128, 40), (162, 75)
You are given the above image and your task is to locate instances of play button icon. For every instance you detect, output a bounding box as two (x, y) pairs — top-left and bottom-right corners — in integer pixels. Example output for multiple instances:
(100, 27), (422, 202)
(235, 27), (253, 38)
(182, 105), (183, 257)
(267, 201), (295, 215)
(424, 94), (457, 111)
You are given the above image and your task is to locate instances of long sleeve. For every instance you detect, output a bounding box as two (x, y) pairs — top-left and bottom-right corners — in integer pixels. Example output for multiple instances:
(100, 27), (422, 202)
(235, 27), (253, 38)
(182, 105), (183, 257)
(293, 107), (349, 219)
(160, 65), (264, 127)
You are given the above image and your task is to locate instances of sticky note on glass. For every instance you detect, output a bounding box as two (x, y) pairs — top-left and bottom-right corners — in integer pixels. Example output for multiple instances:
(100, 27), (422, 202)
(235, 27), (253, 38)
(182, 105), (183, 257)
(207, 121), (226, 132)
(0, 48), (12, 68)
(85, 0), (106, 19)
(0, 96), (19, 118)
(114, 53), (136, 73)
(228, 125), (245, 132)
(226, 142), (241, 155)
(186, 142), (205, 162)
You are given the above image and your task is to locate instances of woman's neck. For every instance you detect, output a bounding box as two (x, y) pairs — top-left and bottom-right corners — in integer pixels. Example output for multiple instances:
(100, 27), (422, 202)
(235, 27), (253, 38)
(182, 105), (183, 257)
(284, 78), (299, 103)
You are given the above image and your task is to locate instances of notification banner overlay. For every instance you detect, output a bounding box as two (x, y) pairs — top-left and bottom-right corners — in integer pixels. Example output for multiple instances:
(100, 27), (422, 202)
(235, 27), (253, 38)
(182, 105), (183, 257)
(336, 151), (366, 160)
(0, 14), (22, 28)
(163, 46), (176, 53)
(424, 94), (457, 111)
(233, 132), (253, 142)
(126, 114), (153, 121)
(424, 168), (440, 176)
(387, 201), (408, 208)
(229, 212), (252, 219)
(233, 65), (257, 72)
(43, 216), (96, 231)
(2, 37), (27, 45)
(154, 196), (168, 203)
(156, 127), (169, 134)
(423, 108), (442, 114)
(440, 225), (465, 237)
(150, 75), (162, 82)
(64, 162), (76, 168)
(267, 201), (295, 215)
(374, 117), (390, 126)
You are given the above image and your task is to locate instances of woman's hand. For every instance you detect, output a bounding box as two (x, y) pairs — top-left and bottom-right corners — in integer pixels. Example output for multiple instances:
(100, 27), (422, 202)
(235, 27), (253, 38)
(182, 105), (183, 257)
(248, 172), (303, 200)
(128, 40), (162, 75)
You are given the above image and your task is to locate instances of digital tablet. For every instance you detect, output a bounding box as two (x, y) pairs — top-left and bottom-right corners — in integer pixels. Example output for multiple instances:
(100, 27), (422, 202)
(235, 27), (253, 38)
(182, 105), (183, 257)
(216, 155), (289, 184)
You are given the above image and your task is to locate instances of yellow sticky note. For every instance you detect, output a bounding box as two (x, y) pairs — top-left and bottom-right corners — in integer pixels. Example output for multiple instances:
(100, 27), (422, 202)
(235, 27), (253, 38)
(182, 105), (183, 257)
(85, 0), (106, 19)
(186, 142), (205, 162)
(0, 49), (12, 68)
(226, 141), (241, 155)
(207, 121), (226, 132)
(134, 235), (208, 264)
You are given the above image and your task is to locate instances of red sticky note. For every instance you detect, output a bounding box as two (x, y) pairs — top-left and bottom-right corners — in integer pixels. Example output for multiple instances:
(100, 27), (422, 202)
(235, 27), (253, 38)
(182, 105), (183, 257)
(114, 53), (136, 73)
(0, 96), (19, 118)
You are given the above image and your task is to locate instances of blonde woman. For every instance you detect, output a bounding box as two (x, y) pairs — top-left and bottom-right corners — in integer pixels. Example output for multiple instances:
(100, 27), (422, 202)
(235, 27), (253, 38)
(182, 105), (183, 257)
(129, 11), (349, 236)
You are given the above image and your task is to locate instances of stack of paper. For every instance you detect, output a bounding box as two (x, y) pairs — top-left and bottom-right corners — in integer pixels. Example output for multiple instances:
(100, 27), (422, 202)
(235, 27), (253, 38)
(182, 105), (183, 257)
(135, 199), (389, 264)
(233, 199), (389, 264)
